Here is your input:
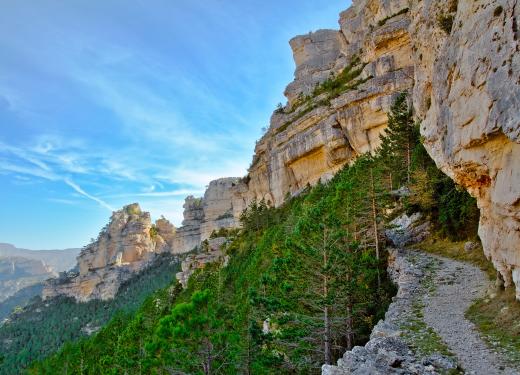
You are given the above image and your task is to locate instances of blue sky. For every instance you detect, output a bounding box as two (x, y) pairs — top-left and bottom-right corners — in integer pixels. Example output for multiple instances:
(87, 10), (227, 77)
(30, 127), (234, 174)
(0, 0), (350, 249)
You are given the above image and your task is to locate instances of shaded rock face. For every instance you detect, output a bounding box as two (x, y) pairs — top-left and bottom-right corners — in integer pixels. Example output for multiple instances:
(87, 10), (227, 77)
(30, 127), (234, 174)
(171, 196), (204, 254)
(43, 203), (176, 302)
(386, 212), (431, 248)
(409, 0), (520, 298)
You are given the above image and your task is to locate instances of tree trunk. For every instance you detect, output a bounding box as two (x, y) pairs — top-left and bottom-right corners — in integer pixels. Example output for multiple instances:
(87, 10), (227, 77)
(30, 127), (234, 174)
(369, 168), (381, 290)
(346, 301), (354, 350)
(406, 139), (411, 184)
(323, 230), (332, 365)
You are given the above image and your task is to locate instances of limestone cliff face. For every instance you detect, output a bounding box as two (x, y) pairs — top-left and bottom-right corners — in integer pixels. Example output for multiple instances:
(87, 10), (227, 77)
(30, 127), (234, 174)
(46, 0), (520, 301)
(43, 203), (175, 302)
(171, 178), (246, 254)
(408, 0), (520, 298)
(209, 0), (520, 297)
(245, 4), (414, 206)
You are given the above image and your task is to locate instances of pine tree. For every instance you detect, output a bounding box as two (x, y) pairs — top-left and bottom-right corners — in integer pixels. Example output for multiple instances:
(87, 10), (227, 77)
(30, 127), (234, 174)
(147, 289), (236, 375)
(378, 92), (417, 186)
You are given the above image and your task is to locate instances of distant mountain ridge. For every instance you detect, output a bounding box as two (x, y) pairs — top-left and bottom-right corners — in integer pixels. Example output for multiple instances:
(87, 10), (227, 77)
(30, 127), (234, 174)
(0, 243), (80, 304)
(0, 243), (80, 272)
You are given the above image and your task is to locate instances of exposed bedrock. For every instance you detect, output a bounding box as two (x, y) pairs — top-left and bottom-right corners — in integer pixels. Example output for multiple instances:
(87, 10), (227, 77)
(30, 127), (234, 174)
(410, 0), (520, 298)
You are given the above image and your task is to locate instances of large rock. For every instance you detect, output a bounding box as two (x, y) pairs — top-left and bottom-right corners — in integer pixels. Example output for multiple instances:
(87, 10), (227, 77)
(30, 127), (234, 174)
(409, 0), (520, 298)
(43, 203), (176, 302)
(242, 0), (414, 207)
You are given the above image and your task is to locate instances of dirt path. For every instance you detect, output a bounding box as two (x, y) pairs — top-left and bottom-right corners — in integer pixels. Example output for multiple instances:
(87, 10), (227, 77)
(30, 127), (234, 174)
(423, 255), (518, 375)
(323, 249), (519, 375)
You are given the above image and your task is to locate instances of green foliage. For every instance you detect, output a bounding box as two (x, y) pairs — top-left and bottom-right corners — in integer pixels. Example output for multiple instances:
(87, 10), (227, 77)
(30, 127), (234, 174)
(147, 289), (239, 374)
(28, 93), (481, 374)
(437, 13), (454, 34)
(378, 92), (479, 241)
(0, 253), (181, 375)
(32, 158), (396, 374)
(378, 92), (417, 187)
(377, 8), (409, 27)
(276, 56), (370, 135)
(408, 142), (479, 240)
(216, 211), (234, 220)
(149, 225), (158, 238)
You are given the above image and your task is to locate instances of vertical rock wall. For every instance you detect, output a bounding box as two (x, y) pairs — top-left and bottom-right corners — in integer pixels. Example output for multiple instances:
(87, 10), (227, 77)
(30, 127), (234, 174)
(409, 0), (520, 298)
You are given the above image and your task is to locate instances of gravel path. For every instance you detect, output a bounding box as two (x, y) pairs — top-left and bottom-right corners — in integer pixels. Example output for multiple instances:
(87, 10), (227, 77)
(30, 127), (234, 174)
(323, 249), (519, 375)
(423, 255), (519, 375)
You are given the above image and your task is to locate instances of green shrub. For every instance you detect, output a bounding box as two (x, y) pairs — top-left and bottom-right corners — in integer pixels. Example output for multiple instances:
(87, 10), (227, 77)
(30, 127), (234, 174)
(438, 13), (454, 34)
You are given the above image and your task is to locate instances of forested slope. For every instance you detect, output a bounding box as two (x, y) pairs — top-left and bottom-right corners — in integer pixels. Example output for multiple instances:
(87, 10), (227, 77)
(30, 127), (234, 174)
(0, 253), (181, 375)
(28, 95), (479, 374)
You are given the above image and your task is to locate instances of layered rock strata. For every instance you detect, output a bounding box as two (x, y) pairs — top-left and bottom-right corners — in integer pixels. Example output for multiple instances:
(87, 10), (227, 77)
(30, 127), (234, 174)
(245, 6), (414, 206)
(43, 203), (176, 302)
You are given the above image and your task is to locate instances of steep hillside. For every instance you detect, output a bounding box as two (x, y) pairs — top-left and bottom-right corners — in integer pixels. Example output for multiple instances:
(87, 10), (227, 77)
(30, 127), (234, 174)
(0, 253), (181, 375)
(28, 94), (483, 374)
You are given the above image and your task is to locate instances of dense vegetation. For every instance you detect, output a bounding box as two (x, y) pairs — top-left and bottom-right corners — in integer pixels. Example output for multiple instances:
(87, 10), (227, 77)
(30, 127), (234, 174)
(0, 253), (181, 375)
(23, 93), (481, 374)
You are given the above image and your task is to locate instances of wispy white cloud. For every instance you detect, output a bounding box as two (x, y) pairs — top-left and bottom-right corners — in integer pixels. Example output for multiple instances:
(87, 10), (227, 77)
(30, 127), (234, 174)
(64, 178), (114, 212)
(0, 140), (118, 212)
(0, 159), (58, 181)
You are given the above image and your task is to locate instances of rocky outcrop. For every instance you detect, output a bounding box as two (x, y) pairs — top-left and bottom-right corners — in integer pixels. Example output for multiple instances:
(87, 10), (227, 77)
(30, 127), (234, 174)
(186, 0), (520, 298)
(176, 237), (229, 288)
(408, 0), (520, 298)
(243, 3), (414, 207)
(386, 212), (431, 248)
(171, 196), (204, 254)
(171, 178), (246, 254)
(43, 203), (176, 302)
